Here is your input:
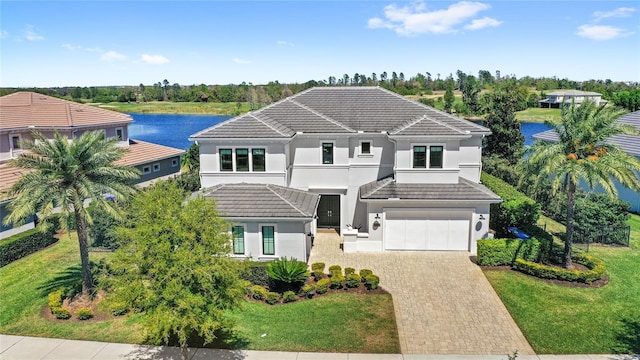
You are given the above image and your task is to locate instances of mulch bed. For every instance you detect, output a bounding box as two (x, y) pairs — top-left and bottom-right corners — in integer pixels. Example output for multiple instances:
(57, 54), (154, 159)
(482, 265), (609, 288)
(42, 291), (112, 322)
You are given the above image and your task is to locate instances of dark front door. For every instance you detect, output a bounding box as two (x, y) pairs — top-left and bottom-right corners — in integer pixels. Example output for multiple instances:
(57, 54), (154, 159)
(317, 195), (340, 228)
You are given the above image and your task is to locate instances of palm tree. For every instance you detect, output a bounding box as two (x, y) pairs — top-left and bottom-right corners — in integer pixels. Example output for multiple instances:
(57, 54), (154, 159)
(5, 131), (139, 296)
(519, 101), (640, 268)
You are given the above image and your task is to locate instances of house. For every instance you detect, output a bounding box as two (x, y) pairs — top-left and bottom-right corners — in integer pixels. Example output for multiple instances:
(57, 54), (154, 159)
(190, 87), (500, 261)
(533, 110), (640, 213)
(0, 91), (185, 239)
(539, 90), (606, 108)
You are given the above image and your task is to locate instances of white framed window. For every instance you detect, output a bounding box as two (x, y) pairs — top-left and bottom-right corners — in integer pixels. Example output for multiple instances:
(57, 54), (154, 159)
(359, 140), (373, 156)
(115, 127), (124, 141)
(218, 146), (267, 172)
(231, 225), (246, 255)
(10, 134), (22, 150)
(412, 145), (427, 168)
(412, 144), (445, 169)
(322, 141), (334, 164)
(142, 165), (151, 174)
(153, 163), (160, 172)
(429, 145), (444, 169)
(259, 224), (277, 256)
(172, 158), (179, 167)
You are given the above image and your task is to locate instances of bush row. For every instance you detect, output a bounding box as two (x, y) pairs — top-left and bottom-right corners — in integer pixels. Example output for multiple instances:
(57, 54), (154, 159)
(47, 290), (94, 320)
(0, 226), (58, 267)
(514, 253), (605, 284)
(477, 238), (546, 266)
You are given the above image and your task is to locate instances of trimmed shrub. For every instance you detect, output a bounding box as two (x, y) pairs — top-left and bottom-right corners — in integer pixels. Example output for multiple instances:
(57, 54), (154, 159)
(328, 265), (341, 274)
(301, 284), (316, 298)
(346, 273), (361, 288)
(76, 308), (93, 320)
(359, 269), (373, 281)
(514, 253), (605, 284)
(48, 289), (64, 309)
(267, 257), (309, 290)
(251, 285), (268, 300)
(476, 238), (545, 266)
(316, 278), (330, 294)
(311, 262), (325, 272)
(344, 267), (356, 276)
(365, 274), (380, 290)
(109, 302), (129, 316)
(313, 269), (324, 281)
(242, 261), (270, 287)
(242, 280), (253, 296)
(51, 307), (71, 320)
(266, 292), (280, 305)
(283, 291), (297, 303)
(330, 273), (344, 289)
(0, 227), (58, 267)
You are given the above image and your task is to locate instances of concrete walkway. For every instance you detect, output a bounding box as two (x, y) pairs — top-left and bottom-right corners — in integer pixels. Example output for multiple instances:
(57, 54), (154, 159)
(308, 230), (534, 355)
(2, 335), (638, 360)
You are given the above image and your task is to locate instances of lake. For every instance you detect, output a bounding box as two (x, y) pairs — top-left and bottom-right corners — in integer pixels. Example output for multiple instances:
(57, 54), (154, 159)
(128, 113), (551, 149)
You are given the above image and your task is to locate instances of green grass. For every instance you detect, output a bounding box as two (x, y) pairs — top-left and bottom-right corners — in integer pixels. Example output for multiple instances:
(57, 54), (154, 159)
(484, 214), (640, 354)
(93, 101), (252, 115)
(0, 232), (399, 353)
(515, 107), (561, 123)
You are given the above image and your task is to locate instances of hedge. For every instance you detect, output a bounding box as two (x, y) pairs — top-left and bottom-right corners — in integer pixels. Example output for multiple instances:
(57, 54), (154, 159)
(0, 227), (58, 267)
(481, 172), (541, 236)
(477, 238), (544, 266)
(514, 253), (605, 284)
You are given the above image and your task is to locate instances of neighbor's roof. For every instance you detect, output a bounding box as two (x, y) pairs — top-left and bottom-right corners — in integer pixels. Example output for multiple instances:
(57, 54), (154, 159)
(546, 90), (602, 96)
(532, 110), (640, 157)
(359, 177), (501, 202)
(0, 163), (30, 201)
(202, 183), (320, 218)
(0, 92), (132, 131)
(115, 140), (185, 167)
(191, 87), (489, 139)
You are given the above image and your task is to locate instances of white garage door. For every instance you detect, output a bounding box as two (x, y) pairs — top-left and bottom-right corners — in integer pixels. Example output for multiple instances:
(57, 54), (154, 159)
(384, 210), (471, 251)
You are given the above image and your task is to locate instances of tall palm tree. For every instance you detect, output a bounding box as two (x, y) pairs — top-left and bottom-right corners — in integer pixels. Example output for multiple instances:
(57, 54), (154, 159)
(5, 131), (139, 296)
(519, 101), (640, 268)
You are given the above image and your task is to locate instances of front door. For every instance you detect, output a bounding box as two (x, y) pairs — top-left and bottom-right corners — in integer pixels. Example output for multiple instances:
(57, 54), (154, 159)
(317, 195), (340, 229)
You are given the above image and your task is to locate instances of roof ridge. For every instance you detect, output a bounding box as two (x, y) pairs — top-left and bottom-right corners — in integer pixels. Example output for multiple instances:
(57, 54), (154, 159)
(189, 113), (249, 138)
(288, 99), (356, 133)
(266, 184), (308, 217)
(362, 177), (394, 198)
(249, 113), (292, 137)
(426, 115), (469, 134)
(389, 115), (426, 135)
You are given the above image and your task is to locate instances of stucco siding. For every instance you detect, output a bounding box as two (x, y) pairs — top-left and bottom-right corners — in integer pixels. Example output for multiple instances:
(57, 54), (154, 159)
(229, 221), (309, 261)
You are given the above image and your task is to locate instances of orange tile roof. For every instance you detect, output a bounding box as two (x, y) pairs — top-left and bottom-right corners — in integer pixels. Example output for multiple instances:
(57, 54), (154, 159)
(116, 140), (185, 167)
(0, 92), (132, 130)
(0, 163), (29, 200)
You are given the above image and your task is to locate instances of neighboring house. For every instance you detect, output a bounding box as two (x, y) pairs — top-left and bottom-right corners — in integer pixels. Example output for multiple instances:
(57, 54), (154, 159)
(190, 87), (500, 260)
(532, 110), (640, 213)
(539, 90), (606, 108)
(0, 91), (185, 239)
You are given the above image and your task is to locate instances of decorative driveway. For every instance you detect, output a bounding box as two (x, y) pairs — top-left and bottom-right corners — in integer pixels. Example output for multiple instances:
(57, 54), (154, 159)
(308, 230), (535, 355)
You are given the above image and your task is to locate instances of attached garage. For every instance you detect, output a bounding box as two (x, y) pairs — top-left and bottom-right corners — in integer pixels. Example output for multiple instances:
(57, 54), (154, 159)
(384, 209), (471, 251)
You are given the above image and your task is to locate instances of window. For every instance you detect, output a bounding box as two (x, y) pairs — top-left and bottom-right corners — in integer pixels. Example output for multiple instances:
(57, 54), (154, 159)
(262, 226), (275, 255)
(115, 127), (123, 141)
(413, 146), (426, 168)
(220, 149), (233, 171)
(153, 163), (160, 172)
(11, 135), (21, 150)
(361, 141), (371, 155)
(232, 226), (245, 255)
(429, 146), (443, 168)
(172, 159), (179, 167)
(236, 149), (249, 172)
(322, 142), (334, 164)
(252, 148), (265, 172)
(142, 165), (151, 174)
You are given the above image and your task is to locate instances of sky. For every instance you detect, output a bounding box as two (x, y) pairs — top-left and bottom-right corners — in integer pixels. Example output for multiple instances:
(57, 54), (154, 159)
(1, 0), (639, 87)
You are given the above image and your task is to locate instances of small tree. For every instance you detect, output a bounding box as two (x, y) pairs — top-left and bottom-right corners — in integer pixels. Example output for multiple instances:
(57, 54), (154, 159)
(443, 78), (455, 113)
(102, 182), (245, 360)
(482, 80), (525, 164)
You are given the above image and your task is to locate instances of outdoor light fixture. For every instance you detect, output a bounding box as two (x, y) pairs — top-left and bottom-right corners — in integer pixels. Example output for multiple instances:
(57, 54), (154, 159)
(375, 213), (381, 219)
(479, 214), (486, 220)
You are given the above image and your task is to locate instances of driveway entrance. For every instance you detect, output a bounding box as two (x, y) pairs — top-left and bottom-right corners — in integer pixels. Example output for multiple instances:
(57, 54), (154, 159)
(308, 229), (534, 355)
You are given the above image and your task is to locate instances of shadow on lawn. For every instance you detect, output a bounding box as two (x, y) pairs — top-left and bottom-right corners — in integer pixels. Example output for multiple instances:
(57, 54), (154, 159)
(612, 317), (640, 354)
(37, 264), (82, 296)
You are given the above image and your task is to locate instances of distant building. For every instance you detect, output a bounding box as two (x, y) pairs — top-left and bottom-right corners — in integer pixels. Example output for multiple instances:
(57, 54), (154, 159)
(0, 92), (185, 239)
(539, 90), (607, 108)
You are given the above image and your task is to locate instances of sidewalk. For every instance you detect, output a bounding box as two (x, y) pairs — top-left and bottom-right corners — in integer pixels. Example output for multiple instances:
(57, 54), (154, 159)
(1, 335), (638, 360)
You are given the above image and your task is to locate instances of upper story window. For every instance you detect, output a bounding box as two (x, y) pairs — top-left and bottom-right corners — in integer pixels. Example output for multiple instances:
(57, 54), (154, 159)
(361, 141), (371, 155)
(322, 142), (334, 164)
(429, 146), (443, 168)
(236, 149), (249, 172)
(220, 149), (233, 171)
(252, 149), (266, 172)
(220, 147), (266, 172)
(413, 146), (426, 168)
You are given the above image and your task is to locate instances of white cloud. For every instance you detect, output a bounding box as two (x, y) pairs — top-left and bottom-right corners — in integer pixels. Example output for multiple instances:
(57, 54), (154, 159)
(140, 54), (170, 64)
(367, 1), (498, 36)
(61, 43), (78, 50)
(576, 24), (630, 40)
(464, 16), (502, 30)
(233, 58), (251, 64)
(277, 40), (294, 47)
(61, 44), (104, 53)
(593, 7), (636, 22)
(23, 25), (44, 41)
(101, 51), (127, 62)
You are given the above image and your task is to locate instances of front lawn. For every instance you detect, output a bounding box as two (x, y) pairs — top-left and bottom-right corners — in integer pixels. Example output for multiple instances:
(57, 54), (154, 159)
(0, 233), (399, 353)
(484, 214), (640, 354)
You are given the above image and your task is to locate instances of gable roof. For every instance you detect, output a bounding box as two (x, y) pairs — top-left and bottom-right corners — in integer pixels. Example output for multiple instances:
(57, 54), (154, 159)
(532, 110), (640, 157)
(359, 177), (501, 202)
(0, 92), (132, 131)
(191, 87), (489, 139)
(202, 183), (320, 218)
(115, 140), (185, 167)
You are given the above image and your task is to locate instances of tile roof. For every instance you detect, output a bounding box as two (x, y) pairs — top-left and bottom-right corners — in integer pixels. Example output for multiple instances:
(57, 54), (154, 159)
(546, 90), (602, 96)
(202, 183), (320, 218)
(532, 110), (640, 157)
(0, 163), (29, 201)
(191, 87), (489, 139)
(359, 177), (501, 202)
(0, 92), (132, 130)
(115, 140), (185, 167)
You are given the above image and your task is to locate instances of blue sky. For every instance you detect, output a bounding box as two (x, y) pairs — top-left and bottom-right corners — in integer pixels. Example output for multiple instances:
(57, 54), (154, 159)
(1, 1), (639, 87)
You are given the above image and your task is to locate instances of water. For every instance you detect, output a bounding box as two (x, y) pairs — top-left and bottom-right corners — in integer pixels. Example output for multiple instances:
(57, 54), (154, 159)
(127, 113), (232, 150)
(128, 113), (551, 150)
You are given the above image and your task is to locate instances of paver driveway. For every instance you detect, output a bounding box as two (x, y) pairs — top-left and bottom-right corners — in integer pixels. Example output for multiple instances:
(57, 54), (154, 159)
(308, 230), (534, 355)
